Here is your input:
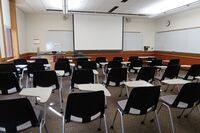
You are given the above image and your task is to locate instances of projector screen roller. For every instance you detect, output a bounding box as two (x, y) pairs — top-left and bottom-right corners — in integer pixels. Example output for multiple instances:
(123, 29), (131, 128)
(74, 15), (123, 50)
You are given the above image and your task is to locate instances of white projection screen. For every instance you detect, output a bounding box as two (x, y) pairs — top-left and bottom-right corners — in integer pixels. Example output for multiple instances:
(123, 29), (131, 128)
(74, 14), (123, 50)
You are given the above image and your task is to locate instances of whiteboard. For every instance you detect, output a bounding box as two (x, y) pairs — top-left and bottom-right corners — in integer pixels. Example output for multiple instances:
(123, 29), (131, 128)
(46, 30), (73, 52)
(123, 32), (143, 51)
(155, 28), (200, 53)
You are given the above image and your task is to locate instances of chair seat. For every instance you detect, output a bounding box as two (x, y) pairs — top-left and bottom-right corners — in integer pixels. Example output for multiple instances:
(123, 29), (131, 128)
(118, 100), (153, 115)
(160, 95), (189, 108)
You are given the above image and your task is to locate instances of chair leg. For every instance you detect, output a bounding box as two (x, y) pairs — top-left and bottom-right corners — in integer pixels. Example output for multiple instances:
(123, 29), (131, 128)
(98, 118), (102, 131)
(110, 110), (118, 129)
(119, 109), (125, 133)
(62, 116), (65, 133)
(184, 106), (196, 118)
(164, 85), (170, 92)
(141, 114), (147, 124)
(163, 103), (175, 133)
(26, 76), (29, 88)
(59, 88), (63, 113)
(103, 114), (108, 133)
(177, 109), (185, 119)
(150, 104), (163, 122)
(155, 110), (162, 133)
(119, 87), (123, 97)
(125, 86), (129, 97)
(44, 124), (48, 133)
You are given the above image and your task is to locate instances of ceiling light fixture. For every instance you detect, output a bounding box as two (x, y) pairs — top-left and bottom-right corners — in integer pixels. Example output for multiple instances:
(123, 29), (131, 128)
(63, 0), (68, 19)
(68, 0), (85, 10)
(139, 0), (199, 15)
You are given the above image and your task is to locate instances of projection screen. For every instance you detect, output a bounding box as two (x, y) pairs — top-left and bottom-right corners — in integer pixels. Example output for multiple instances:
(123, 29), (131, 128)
(74, 14), (123, 50)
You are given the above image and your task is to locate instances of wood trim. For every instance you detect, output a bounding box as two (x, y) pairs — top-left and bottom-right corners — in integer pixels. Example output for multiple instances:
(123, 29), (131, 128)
(9, 0), (19, 58)
(0, 0), (7, 61)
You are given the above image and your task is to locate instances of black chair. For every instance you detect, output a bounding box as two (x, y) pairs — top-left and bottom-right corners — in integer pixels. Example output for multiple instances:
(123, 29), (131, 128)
(183, 64), (200, 80)
(13, 58), (28, 77)
(168, 59), (180, 66)
(105, 68), (127, 96)
(107, 61), (122, 69)
(0, 63), (18, 78)
(128, 59), (143, 73)
(95, 57), (107, 68)
(128, 56), (138, 62)
(149, 59), (163, 66)
(70, 69), (94, 91)
(136, 67), (156, 83)
(55, 61), (71, 76)
(62, 91), (108, 133)
(33, 70), (63, 112)
(57, 58), (70, 63)
(26, 63), (45, 88)
(0, 98), (42, 133)
(158, 83), (200, 133)
(81, 61), (97, 70)
(156, 65), (180, 91)
(35, 58), (48, 64)
(0, 73), (21, 95)
(111, 86), (161, 133)
(112, 57), (123, 62)
(76, 58), (89, 68)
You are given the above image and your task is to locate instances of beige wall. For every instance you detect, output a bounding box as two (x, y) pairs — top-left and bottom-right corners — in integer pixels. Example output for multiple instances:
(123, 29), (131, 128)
(155, 7), (200, 32)
(26, 13), (73, 52)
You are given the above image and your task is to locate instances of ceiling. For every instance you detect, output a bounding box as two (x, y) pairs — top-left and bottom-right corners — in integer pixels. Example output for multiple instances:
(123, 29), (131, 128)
(16, 0), (200, 17)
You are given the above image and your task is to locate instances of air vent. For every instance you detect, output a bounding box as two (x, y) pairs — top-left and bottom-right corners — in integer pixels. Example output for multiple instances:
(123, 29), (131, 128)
(108, 6), (119, 13)
(121, 0), (128, 2)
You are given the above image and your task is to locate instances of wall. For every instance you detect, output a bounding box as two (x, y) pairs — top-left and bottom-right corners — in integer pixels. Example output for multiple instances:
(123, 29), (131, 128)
(26, 13), (73, 52)
(16, 7), (27, 54)
(155, 7), (200, 32)
(124, 17), (155, 50)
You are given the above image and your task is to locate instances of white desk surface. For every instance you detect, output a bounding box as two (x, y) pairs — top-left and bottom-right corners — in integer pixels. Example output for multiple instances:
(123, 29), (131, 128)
(15, 64), (27, 68)
(181, 65), (191, 68)
(27, 60), (35, 63)
(163, 60), (169, 63)
(121, 61), (130, 65)
(55, 70), (65, 76)
(100, 62), (108, 66)
(70, 63), (75, 67)
(124, 80), (153, 88)
(156, 65), (167, 69)
(77, 84), (111, 96)
(195, 76), (200, 80)
(132, 67), (142, 70)
(162, 79), (191, 85)
(19, 87), (52, 103)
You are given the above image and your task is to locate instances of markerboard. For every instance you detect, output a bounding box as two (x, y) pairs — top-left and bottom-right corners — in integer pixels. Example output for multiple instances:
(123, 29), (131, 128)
(155, 27), (200, 54)
(46, 30), (73, 52)
(123, 32), (143, 51)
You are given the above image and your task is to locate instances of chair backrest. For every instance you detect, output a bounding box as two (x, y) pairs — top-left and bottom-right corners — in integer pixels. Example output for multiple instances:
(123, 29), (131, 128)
(172, 83), (200, 108)
(57, 58), (70, 63)
(55, 61), (71, 75)
(106, 68), (127, 86)
(76, 58), (89, 68)
(107, 61), (122, 69)
(33, 71), (59, 89)
(65, 91), (105, 123)
(168, 59), (180, 66)
(136, 67), (156, 82)
(128, 56), (138, 62)
(81, 61), (97, 70)
(71, 69), (94, 88)
(95, 57), (106, 63)
(27, 63), (45, 77)
(129, 59), (143, 69)
(149, 59), (162, 66)
(112, 57), (123, 62)
(0, 98), (38, 132)
(0, 64), (18, 77)
(0, 73), (21, 95)
(124, 86), (160, 115)
(161, 65), (180, 80)
(35, 58), (48, 64)
(184, 64), (200, 80)
(147, 57), (157, 61)
(13, 59), (27, 65)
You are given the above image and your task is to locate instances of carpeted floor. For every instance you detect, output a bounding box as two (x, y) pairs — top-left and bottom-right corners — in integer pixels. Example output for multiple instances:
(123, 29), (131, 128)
(1, 69), (200, 133)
